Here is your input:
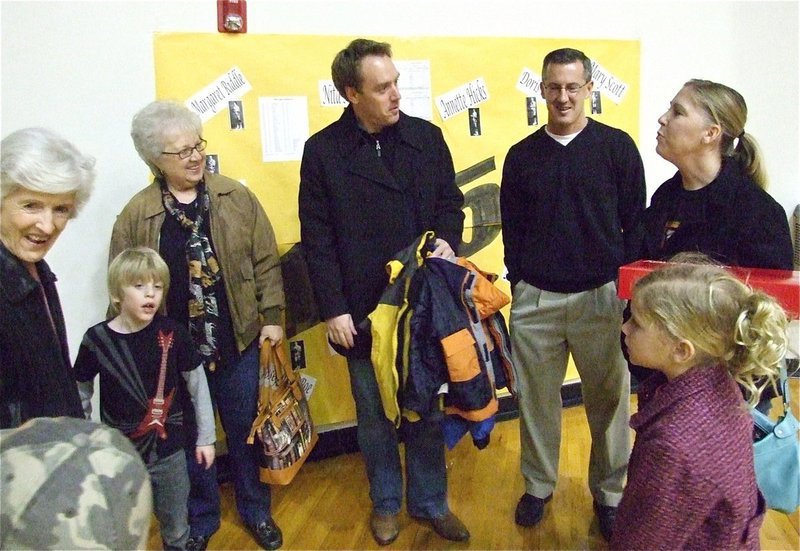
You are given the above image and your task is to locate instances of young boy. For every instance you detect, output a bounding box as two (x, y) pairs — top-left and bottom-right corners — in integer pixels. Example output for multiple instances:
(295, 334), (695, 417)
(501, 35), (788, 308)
(75, 247), (215, 551)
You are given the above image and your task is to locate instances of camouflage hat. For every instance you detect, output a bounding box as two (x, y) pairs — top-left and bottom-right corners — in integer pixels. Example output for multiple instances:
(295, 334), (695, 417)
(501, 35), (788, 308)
(0, 417), (152, 550)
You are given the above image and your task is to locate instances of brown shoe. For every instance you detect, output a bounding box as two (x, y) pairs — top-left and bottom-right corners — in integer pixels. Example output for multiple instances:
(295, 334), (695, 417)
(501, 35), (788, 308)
(429, 511), (470, 542)
(370, 512), (399, 546)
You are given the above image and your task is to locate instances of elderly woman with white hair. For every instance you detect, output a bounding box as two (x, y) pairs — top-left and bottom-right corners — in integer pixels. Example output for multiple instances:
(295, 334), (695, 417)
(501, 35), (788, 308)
(110, 101), (285, 551)
(0, 127), (96, 428)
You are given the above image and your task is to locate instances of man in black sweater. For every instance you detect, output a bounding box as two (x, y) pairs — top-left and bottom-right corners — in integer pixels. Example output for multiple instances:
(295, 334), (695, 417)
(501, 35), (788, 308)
(500, 47), (645, 541)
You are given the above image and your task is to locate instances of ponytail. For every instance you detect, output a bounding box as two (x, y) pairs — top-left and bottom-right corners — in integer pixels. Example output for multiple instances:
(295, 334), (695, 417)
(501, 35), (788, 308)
(731, 131), (768, 190)
(731, 291), (788, 405)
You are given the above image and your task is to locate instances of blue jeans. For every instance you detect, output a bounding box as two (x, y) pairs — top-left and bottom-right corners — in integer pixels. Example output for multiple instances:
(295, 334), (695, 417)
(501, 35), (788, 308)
(186, 342), (271, 537)
(149, 451), (190, 550)
(348, 356), (448, 518)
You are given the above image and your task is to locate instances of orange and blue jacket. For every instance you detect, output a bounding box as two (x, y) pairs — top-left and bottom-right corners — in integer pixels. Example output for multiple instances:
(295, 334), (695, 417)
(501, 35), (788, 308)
(366, 232), (515, 427)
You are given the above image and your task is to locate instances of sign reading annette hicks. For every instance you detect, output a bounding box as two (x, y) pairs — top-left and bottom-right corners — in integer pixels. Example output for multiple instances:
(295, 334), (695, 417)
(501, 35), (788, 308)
(186, 66), (253, 122)
(435, 77), (490, 121)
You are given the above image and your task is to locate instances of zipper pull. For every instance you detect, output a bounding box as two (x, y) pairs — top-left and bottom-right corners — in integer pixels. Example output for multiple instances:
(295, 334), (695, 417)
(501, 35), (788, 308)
(375, 139), (381, 158)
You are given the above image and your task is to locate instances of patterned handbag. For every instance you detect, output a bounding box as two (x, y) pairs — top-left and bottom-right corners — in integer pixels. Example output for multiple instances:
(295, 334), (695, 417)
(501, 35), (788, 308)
(751, 369), (800, 513)
(247, 342), (318, 485)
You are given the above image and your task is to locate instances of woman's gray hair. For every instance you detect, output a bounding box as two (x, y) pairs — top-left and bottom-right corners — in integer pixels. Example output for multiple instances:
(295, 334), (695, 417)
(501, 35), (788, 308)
(0, 127), (96, 218)
(130, 101), (203, 177)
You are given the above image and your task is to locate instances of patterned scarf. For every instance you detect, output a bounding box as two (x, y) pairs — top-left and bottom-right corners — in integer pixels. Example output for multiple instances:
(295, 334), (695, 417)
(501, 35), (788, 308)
(161, 182), (222, 371)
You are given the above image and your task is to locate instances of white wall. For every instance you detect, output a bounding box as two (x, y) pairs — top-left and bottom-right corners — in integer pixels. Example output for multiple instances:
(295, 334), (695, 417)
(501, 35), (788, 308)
(2, 0), (799, 363)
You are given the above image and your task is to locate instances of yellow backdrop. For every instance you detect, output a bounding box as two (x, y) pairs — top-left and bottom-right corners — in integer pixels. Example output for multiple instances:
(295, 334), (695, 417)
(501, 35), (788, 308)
(154, 33), (640, 428)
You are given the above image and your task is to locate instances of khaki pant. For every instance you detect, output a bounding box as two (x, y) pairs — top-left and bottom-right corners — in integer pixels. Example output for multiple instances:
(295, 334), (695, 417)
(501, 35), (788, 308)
(510, 280), (630, 506)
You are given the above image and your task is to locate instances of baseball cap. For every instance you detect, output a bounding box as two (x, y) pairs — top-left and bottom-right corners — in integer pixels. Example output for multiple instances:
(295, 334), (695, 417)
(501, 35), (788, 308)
(0, 416), (152, 549)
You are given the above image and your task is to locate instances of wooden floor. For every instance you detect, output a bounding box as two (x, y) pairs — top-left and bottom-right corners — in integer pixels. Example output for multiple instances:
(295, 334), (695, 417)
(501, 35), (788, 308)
(148, 390), (800, 550)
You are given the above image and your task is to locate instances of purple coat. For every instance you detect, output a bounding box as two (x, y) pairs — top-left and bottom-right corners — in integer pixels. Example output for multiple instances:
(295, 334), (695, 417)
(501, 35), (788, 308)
(612, 365), (765, 550)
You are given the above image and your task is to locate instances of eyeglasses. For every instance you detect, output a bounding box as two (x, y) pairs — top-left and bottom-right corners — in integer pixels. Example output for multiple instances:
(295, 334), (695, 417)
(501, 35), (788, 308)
(543, 82), (590, 97)
(161, 139), (207, 160)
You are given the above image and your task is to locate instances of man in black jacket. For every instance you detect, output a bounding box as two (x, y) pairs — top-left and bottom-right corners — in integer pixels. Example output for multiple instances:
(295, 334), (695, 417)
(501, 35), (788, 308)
(298, 38), (467, 546)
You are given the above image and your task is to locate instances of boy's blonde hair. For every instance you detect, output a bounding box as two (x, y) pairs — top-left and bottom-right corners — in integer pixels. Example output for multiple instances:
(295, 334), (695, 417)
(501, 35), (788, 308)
(108, 247), (170, 315)
(632, 261), (788, 405)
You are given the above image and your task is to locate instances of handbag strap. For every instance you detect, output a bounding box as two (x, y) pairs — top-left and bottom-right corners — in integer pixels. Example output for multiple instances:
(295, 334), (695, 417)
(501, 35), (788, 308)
(260, 342), (303, 404)
(752, 405), (776, 434)
(259, 341), (296, 383)
(776, 364), (790, 414)
(751, 364), (791, 434)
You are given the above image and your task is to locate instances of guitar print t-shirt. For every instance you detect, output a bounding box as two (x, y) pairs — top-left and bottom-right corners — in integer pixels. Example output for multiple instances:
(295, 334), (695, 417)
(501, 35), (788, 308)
(74, 315), (200, 464)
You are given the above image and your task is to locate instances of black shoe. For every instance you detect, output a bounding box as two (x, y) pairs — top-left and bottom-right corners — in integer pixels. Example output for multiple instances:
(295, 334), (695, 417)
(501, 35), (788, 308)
(593, 500), (617, 542)
(248, 519), (283, 550)
(186, 534), (212, 551)
(514, 493), (552, 527)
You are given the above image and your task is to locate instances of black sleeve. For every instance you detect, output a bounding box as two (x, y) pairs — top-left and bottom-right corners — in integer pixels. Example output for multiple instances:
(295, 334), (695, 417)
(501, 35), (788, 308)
(298, 137), (350, 321)
(738, 195), (794, 270)
(430, 126), (465, 254)
(614, 132), (647, 265)
(174, 323), (202, 373)
(73, 333), (100, 383)
(500, 144), (524, 288)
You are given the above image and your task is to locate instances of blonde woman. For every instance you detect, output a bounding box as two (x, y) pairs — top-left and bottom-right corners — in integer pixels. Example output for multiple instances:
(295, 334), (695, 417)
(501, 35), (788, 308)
(642, 79), (792, 269)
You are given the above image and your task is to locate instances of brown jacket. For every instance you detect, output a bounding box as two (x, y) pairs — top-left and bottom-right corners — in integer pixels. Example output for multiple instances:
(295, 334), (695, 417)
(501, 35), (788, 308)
(109, 172), (285, 352)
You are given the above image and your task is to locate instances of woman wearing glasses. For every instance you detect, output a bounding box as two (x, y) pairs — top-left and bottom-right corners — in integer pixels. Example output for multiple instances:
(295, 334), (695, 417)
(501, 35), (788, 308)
(110, 101), (285, 551)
